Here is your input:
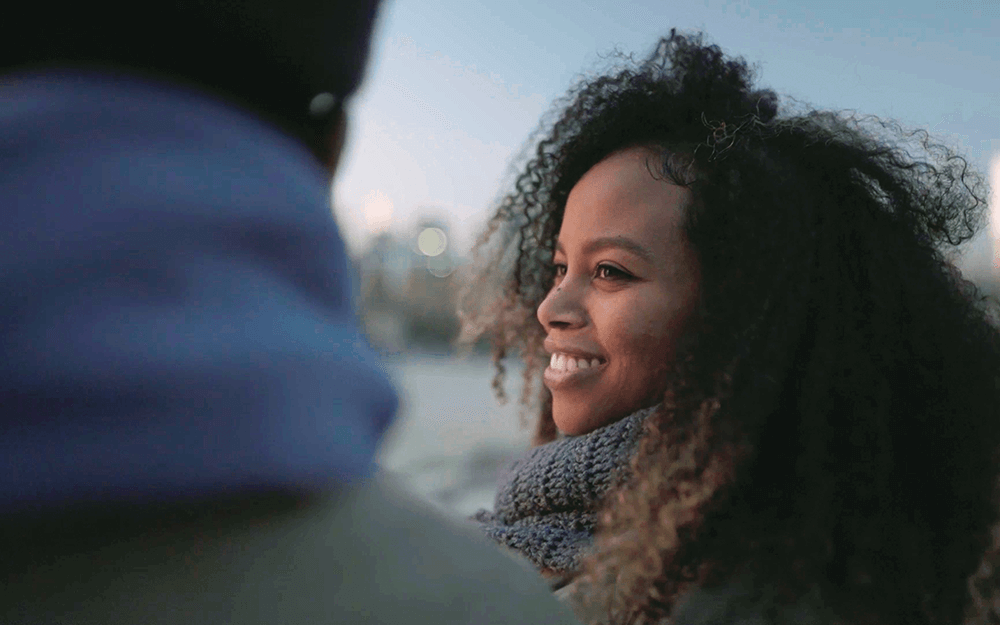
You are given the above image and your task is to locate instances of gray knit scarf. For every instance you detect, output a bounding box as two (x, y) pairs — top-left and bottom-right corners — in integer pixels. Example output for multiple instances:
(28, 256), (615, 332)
(473, 405), (656, 574)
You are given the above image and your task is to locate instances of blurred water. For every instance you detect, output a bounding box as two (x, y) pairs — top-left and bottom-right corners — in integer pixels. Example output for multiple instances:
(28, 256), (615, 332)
(375, 352), (534, 518)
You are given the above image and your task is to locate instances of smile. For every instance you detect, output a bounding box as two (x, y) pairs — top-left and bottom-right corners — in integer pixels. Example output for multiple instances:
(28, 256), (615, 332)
(544, 352), (607, 390)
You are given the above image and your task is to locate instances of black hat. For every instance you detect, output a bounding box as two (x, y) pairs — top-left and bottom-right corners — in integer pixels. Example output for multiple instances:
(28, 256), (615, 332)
(2, 0), (382, 120)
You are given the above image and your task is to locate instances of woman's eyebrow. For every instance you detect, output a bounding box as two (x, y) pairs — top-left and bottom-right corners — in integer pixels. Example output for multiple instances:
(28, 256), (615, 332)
(556, 236), (654, 262)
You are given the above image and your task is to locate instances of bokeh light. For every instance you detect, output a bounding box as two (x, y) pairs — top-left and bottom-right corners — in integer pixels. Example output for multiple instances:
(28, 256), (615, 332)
(363, 189), (394, 235)
(417, 227), (447, 256)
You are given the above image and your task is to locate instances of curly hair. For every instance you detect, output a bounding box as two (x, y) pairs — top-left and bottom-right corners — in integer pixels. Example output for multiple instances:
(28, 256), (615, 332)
(458, 29), (1000, 625)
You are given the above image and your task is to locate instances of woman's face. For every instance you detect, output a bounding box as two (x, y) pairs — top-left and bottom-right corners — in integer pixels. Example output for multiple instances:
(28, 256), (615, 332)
(536, 146), (700, 435)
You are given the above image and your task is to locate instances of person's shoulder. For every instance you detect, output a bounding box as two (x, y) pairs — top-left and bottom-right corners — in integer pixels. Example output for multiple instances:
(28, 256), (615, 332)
(2, 476), (581, 624)
(552, 573), (837, 625)
(671, 575), (836, 625)
(332, 474), (583, 623)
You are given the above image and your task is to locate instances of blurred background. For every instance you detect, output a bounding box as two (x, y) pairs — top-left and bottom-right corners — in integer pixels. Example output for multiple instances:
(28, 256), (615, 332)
(335, 0), (1000, 519)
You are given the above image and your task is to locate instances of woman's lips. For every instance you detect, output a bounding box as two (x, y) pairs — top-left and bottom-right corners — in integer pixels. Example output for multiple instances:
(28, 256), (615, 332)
(543, 353), (607, 390)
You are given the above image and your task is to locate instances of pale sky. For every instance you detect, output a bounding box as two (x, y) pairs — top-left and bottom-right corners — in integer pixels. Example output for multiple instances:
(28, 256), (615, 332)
(333, 0), (999, 277)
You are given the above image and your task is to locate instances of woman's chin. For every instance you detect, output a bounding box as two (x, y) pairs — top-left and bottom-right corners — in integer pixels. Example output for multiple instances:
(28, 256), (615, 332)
(553, 409), (624, 436)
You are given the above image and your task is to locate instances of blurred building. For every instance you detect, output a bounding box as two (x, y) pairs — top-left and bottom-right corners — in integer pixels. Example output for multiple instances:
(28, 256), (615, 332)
(356, 232), (409, 353)
(356, 213), (463, 354)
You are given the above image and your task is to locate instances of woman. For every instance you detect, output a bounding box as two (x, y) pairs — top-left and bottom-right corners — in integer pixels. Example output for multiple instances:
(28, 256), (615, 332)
(464, 30), (1000, 625)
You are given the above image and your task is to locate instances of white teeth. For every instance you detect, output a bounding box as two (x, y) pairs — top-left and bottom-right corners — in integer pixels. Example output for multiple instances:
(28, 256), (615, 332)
(548, 353), (603, 372)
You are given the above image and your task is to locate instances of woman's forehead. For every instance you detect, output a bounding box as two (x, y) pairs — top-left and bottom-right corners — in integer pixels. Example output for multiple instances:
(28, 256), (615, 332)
(559, 147), (689, 250)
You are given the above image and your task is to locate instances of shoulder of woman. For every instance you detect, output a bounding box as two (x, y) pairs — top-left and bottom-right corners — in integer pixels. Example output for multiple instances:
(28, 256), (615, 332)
(672, 576), (836, 625)
(554, 574), (838, 625)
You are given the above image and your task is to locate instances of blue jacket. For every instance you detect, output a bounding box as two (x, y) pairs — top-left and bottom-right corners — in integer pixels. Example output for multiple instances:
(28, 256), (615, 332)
(1, 68), (398, 514)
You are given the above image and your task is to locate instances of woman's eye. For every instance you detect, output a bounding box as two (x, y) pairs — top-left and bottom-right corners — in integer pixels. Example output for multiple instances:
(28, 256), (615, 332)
(551, 263), (630, 283)
(596, 264), (630, 280)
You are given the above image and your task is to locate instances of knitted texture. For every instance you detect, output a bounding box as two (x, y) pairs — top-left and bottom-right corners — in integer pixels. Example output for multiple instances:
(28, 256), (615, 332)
(473, 405), (656, 573)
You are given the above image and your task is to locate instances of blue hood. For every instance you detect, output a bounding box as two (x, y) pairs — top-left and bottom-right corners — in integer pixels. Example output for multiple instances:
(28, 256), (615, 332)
(0, 69), (398, 514)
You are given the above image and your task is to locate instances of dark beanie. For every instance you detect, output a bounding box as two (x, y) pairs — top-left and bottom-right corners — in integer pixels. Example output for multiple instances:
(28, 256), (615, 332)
(1, 0), (382, 120)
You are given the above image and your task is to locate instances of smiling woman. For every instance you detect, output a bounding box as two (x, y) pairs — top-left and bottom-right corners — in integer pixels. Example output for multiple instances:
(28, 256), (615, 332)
(461, 29), (1000, 625)
(538, 147), (699, 436)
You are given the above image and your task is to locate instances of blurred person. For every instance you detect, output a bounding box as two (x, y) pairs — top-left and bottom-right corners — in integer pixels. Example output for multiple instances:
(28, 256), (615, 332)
(464, 30), (1000, 625)
(0, 2), (580, 623)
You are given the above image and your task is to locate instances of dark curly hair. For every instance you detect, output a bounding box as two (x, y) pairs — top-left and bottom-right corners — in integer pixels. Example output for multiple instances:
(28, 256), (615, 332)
(458, 30), (1000, 625)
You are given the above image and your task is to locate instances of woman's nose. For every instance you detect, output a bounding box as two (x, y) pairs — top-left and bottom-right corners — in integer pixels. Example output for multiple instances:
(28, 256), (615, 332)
(536, 281), (586, 330)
